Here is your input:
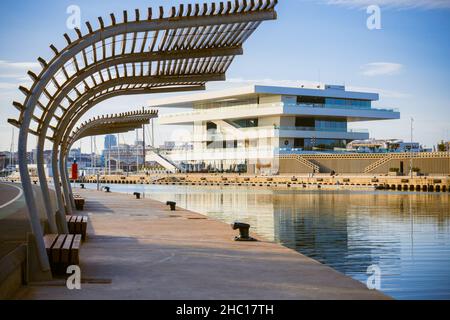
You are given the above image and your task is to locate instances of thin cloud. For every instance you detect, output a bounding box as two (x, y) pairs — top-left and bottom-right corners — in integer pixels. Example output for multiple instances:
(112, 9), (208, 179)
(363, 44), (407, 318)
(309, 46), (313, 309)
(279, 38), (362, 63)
(325, 0), (450, 9)
(361, 62), (403, 76)
(0, 60), (40, 79)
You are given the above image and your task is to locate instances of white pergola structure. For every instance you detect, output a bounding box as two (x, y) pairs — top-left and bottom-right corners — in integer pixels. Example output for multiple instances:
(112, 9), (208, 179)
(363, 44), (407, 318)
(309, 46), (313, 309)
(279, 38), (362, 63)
(61, 110), (159, 223)
(7, 1), (278, 275)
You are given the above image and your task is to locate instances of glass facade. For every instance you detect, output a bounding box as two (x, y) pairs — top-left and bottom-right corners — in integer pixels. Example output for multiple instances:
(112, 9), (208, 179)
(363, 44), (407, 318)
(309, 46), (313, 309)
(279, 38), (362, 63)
(325, 98), (371, 109)
(195, 97), (258, 110)
(299, 138), (347, 150)
(294, 117), (348, 132)
(315, 119), (347, 132)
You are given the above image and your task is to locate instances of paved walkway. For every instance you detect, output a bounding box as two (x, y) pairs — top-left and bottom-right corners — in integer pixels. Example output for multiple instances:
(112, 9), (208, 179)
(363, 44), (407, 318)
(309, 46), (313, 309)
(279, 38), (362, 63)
(15, 189), (389, 300)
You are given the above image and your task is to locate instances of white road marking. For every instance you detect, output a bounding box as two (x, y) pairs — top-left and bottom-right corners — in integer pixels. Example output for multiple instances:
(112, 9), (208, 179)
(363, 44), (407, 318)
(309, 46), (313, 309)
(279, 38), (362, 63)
(0, 184), (23, 209)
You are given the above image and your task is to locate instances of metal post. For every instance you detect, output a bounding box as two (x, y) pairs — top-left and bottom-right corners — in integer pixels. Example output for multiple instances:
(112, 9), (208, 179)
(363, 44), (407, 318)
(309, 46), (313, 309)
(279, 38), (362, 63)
(136, 129), (139, 173)
(10, 128), (14, 168)
(410, 117), (414, 179)
(108, 141), (111, 175)
(142, 107), (146, 173)
(151, 117), (155, 148)
(117, 133), (120, 173)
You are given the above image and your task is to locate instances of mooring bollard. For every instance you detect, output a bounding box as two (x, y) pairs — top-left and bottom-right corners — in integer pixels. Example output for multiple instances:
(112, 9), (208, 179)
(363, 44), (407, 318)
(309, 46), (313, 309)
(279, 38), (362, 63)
(104, 186), (110, 193)
(133, 192), (141, 199)
(231, 221), (256, 241)
(80, 183), (85, 189)
(166, 201), (176, 211)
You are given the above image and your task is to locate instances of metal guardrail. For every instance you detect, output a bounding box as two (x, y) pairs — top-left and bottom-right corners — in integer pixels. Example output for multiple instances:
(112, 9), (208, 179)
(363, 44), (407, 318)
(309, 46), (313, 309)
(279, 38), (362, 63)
(159, 102), (399, 120)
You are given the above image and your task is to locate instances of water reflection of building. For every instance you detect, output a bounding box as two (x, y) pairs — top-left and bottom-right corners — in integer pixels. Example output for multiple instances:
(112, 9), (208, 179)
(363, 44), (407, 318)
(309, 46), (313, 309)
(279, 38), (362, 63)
(147, 186), (449, 299)
(271, 192), (405, 277)
(156, 188), (277, 241)
(272, 192), (359, 273)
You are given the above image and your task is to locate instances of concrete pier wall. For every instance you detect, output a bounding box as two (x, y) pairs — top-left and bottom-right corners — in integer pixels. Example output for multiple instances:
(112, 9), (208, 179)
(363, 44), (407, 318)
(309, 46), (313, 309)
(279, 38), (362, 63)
(280, 152), (450, 175)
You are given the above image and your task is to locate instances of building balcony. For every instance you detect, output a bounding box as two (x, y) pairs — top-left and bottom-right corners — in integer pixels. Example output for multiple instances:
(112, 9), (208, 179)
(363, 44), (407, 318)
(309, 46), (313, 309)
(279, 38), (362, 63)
(162, 146), (276, 162)
(276, 126), (369, 140)
(196, 126), (369, 142)
(159, 102), (400, 125)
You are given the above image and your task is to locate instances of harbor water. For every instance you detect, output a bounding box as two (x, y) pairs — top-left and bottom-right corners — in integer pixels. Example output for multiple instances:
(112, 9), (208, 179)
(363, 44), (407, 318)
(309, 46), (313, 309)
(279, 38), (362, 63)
(83, 183), (450, 299)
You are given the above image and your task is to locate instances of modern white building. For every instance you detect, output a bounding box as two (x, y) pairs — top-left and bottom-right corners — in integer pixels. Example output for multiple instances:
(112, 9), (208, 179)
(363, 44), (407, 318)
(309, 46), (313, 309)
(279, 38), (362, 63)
(151, 84), (400, 174)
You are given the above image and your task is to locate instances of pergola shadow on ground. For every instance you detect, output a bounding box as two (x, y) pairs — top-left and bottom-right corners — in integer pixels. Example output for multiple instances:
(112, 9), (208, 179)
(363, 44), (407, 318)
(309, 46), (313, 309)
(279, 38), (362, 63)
(7, 1), (278, 279)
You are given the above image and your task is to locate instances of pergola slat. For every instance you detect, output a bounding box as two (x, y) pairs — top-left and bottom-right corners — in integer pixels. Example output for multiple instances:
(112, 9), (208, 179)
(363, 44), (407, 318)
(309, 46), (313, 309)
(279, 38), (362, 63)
(9, 0), (278, 276)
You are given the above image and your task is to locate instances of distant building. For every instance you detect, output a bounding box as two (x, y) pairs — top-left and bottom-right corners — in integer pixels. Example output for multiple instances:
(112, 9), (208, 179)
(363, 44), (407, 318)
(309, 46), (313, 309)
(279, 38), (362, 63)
(160, 141), (176, 151)
(102, 143), (144, 172)
(104, 134), (117, 150)
(346, 139), (423, 153)
(152, 84), (400, 174)
(68, 148), (95, 169)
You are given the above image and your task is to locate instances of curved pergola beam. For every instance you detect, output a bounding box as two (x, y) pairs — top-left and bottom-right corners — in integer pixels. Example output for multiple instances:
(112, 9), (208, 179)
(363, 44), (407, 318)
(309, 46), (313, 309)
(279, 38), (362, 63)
(9, 0), (278, 273)
(61, 110), (157, 211)
(52, 83), (205, 221)
(68, 110), (158, 144)
(36, 66), (217, 229)
(54, 83), (204, 218)
(33, 59), (225, 231)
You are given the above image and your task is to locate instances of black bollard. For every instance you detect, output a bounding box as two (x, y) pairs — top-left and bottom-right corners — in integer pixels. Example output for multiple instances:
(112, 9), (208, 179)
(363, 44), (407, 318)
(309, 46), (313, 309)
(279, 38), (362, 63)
(166, 201), (176, 211)
(231, 221), (256, 241)
(133, 192), (141, 199)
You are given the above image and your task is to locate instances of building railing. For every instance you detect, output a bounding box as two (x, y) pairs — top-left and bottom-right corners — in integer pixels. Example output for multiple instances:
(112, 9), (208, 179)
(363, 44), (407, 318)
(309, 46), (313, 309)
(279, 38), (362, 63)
(274, 126), (369, 133)
(159, 101), (399, 120)
(291, 103), (399, 112)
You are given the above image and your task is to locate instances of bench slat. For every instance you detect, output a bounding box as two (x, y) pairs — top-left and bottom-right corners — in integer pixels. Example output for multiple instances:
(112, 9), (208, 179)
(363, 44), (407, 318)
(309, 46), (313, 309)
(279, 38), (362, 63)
(81, 216), (88, 241)
(61, 234), (74, 264)
(43, 234), (58, 261)
(75, 216), (82, 233)
(51, 235), (67, 263)
(67, 216), (74, 233)
(70, 235), (82, 265)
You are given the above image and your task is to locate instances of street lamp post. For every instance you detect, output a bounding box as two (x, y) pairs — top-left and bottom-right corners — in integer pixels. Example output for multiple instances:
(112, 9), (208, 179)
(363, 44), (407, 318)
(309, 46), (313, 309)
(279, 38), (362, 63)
(410, 117), (414, 179)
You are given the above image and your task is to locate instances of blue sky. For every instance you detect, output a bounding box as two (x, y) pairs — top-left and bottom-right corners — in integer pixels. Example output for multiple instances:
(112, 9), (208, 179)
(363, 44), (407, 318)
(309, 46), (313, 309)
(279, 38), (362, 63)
(0, 0), (449, 152)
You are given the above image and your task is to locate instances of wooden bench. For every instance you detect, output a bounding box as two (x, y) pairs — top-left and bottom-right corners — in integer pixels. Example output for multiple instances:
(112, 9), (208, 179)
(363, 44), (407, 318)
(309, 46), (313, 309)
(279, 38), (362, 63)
(66, 215), (88, 241)
(73, 195), (85, 210)
(44, 234), (81, 274)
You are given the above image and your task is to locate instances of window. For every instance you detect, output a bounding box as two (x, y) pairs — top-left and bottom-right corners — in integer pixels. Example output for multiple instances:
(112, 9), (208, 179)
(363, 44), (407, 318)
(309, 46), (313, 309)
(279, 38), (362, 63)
(297, 96), (325, 104)
(206, 122), (217, 130)
(233, 118), (258, 128)
(294, 138), (304, 148)
(295, 117), (315, 127)
(303, 139), (347, 150)
(325, 98), (371, 109)
(315, 118), (347, 132)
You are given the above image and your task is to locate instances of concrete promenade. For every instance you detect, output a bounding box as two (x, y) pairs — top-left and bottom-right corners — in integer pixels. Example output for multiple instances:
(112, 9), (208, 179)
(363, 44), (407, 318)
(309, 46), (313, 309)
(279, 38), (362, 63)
(14, 188), (389, 300)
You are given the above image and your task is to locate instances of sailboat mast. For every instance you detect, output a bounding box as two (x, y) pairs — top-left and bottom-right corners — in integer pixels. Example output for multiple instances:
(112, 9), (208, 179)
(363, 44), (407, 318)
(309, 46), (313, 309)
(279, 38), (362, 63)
(142, 107), (145, 173)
